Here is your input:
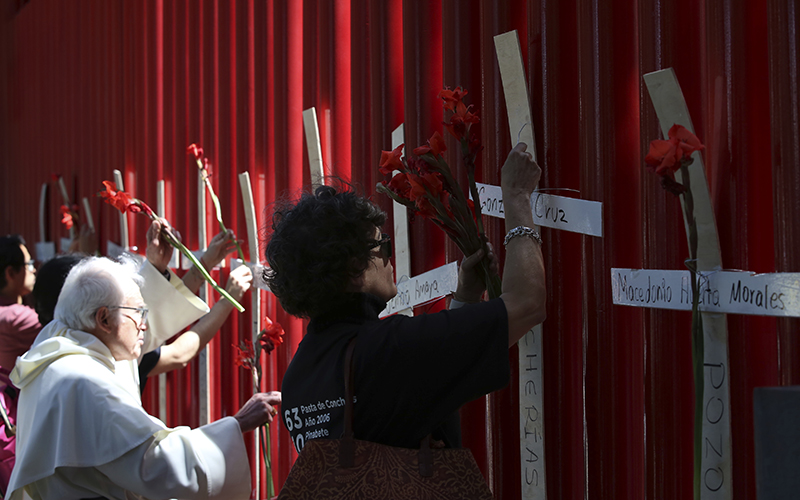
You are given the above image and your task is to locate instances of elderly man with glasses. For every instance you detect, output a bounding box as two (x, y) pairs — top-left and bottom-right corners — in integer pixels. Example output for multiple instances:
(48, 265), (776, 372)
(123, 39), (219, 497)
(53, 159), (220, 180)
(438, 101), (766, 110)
(5, 256), (280, 500)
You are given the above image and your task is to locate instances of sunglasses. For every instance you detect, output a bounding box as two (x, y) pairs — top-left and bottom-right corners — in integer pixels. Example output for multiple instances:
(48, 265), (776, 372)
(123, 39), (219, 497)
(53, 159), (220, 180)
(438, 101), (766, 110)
(369, 233), (392, 260)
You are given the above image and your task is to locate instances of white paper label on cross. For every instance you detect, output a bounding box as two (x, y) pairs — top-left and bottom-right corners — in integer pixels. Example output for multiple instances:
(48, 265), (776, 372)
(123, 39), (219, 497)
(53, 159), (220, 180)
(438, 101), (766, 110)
(474, 182), (603, 237)
(379, 261), (458, 318)
(612, 268), (800, 317)
(643, 68), (731, 500)
(494, 29), (547, 499)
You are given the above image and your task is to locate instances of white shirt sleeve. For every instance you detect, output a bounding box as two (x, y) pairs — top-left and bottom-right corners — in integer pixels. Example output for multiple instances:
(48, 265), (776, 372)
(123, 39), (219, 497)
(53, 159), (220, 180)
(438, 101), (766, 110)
(95, 417), (251, 500)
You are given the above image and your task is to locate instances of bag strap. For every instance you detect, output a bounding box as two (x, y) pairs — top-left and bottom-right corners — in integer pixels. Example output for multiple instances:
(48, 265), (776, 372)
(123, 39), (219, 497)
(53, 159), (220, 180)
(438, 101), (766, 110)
(337, 336), (434, 477)
(338, 337), (357, 468)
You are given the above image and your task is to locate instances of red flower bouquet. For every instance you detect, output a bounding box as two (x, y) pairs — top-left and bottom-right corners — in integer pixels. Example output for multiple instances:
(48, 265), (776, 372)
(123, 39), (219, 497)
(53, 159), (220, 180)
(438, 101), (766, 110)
(376, 86), (501, 299)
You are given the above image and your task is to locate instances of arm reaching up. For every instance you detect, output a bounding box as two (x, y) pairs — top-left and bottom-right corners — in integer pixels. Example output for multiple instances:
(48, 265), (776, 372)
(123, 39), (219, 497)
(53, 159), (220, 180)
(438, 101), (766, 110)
(149, 265), (253, 375)
(498, 143), (546, 345)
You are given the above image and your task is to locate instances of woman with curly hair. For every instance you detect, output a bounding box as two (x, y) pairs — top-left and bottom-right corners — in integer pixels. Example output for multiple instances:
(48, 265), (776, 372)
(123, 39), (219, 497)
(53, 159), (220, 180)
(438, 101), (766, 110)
(268, 142), (546, 457)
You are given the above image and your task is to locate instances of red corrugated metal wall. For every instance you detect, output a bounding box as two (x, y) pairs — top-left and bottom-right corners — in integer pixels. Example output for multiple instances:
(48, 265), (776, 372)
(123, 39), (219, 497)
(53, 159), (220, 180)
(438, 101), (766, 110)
(1, 1), (797, 499)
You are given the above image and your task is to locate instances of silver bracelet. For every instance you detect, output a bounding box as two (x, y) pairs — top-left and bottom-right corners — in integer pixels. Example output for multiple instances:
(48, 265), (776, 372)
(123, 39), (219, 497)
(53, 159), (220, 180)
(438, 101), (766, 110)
(503, 225), (542, 247)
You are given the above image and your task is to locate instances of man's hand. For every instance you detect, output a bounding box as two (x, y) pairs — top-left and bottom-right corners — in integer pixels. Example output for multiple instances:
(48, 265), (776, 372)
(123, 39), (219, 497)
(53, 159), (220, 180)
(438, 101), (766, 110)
(146, 219), (178, 273)
(226, 265), (253, 301)
(203, 229), (239, 269)
(234, 391), (282, 433)
(454, 242), (499, 303)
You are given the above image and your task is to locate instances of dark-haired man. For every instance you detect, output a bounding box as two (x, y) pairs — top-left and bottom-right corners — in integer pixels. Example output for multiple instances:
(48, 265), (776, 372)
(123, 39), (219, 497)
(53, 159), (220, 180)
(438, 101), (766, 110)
(0, 236), (39, 372)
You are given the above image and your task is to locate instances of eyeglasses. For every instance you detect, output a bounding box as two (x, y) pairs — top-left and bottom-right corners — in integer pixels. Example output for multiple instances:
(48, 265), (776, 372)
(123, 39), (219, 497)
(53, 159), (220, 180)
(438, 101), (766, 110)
(24, 260), (35, 271)
(369, 233), (392, 260)
(108, 305), (149, 329)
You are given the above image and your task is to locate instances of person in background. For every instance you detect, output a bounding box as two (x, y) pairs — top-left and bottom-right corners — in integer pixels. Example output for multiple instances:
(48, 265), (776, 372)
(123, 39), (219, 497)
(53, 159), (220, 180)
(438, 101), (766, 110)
(0, 235), (39, 373)
(6, 256), (280, 500)
(267, 143), (546, 458)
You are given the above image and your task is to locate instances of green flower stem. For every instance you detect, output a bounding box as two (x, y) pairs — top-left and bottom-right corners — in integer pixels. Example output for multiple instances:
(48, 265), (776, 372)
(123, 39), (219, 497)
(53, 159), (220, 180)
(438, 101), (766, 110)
(198, 161), (247, 262)
(680, 161), (703, 500)
(160, 225), (245, 312)
(252, 367), (274, 499)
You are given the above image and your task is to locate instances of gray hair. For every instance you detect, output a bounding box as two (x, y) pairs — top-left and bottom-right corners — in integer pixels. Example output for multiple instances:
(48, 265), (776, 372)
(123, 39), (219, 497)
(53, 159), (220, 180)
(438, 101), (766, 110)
(54, 256), (144, 332)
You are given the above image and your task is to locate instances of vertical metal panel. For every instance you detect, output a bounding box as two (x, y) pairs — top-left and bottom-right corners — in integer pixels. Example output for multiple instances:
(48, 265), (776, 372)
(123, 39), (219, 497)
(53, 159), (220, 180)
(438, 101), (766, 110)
(578, 0), (645, 498)
(768, 0), (800, 387)
(529, 0), (587, 498)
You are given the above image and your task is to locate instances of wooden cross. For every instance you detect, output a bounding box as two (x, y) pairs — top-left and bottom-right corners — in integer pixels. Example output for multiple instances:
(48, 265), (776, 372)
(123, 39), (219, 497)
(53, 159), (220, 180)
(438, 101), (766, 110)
(35, 182), (56, 262)
(238, 170), (265, 497)
(303, 107), (325, 191)
(156, 179), (170, 424)
(195, 169), (211, 426)
(610, 68), (732, 500)
(494, 29), (547, 499)
(106, 169), (130, 259)
(81, 197), (95, 232)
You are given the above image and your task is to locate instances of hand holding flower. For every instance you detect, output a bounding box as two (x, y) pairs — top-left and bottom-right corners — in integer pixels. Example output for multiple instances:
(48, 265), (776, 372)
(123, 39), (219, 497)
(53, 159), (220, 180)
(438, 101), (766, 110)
(203, 229), (239, 269)
(454, 242), (499, 303)
(225, 265), (253, 302)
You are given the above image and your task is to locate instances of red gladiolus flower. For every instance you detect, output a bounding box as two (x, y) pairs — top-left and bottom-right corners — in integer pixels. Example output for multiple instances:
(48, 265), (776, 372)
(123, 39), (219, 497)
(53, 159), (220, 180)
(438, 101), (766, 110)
(385, 172), (412, 199)
(259, 317), (285, 355)
(645, 125), (705, 176)
(99, 180), (148, 215)
(644, 139), (680, 175)
(438, 86), (468, 111)
(60, 205), (74, 230)
(407, 173), (428, 202)
(187, 143), (204, 160)
(668, 124), (704, 161)
(444, 116), (467, 142)
(234, 339), (256, 369)
(379, 144), (405, 175)
(413, 131), (447, 157)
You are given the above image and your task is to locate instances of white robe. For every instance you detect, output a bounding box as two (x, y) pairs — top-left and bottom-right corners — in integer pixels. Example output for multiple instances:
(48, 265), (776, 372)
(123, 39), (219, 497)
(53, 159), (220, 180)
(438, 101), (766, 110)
(6, 323), (251, 500)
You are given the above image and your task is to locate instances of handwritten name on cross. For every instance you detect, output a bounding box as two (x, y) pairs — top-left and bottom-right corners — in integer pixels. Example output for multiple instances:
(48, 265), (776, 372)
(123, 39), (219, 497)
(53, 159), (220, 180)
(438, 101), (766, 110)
(613, 68), (732, 500)
(495, 29), (547, 499)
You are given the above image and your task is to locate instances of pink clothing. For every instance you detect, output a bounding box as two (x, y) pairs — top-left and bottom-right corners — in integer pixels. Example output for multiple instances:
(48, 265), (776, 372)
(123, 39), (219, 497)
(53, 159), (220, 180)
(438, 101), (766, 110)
(0, 367), (16, 495)
(0, 296), (41, 372)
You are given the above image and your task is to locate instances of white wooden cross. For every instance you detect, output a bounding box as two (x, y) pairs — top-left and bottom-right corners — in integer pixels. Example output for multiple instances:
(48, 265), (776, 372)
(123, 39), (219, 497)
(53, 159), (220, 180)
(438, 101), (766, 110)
(156, 179), (171, 424)
(81, 197), (95, 233)
(494, 30), (547, 499)
(35, 182), (56, 262)
(56, 175), (76, 251)
(106, 169), (130, 259)
(195, 170), (211, 426)
(303, 108), (325, 192)
(238, 170), (265, 497)
(610, 68), (732, 500)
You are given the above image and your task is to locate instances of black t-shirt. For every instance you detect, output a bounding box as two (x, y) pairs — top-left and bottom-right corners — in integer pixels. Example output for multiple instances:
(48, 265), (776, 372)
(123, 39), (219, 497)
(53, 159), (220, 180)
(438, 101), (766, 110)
(281, 293), (509, 453)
